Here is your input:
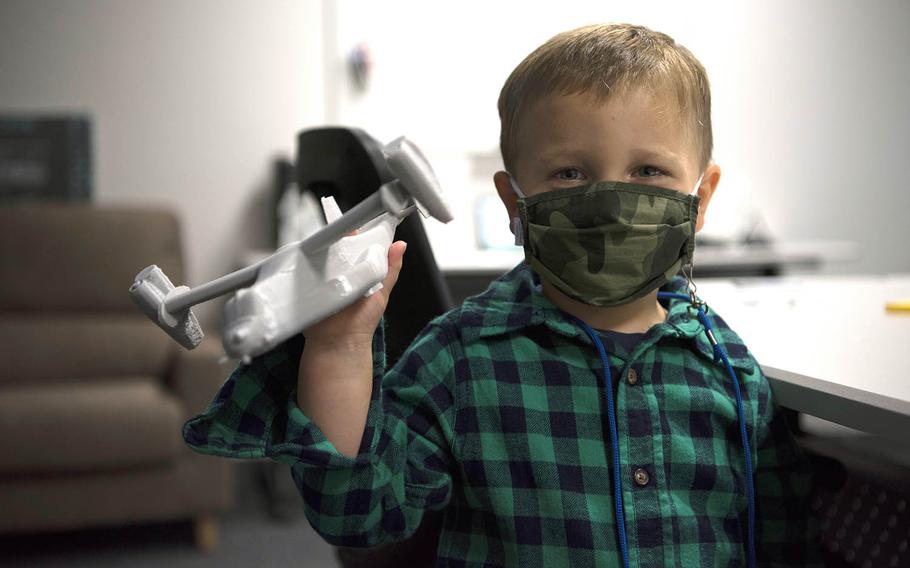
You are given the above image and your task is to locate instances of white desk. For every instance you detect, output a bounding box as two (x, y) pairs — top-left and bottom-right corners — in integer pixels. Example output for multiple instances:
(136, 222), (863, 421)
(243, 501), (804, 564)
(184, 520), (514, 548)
(437, 240), (859, 275)
(696, 275), (910, 444)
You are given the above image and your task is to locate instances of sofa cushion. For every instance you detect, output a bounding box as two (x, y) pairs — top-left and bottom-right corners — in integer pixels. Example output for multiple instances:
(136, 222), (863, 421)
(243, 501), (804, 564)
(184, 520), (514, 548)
(0, 315), (173, 386)
(0, 205), (185, 313)
(0, 378), (183, 474)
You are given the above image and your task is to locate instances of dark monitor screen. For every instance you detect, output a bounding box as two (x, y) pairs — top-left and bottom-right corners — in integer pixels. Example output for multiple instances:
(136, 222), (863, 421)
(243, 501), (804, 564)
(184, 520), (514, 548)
(0, 116), (92, 202)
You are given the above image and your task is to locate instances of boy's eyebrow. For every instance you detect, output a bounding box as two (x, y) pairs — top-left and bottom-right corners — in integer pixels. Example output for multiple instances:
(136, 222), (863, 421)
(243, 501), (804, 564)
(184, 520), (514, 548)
(535, 147), (688, 168)
(535, 148), (590, 165)
(627, 147), (686, 165)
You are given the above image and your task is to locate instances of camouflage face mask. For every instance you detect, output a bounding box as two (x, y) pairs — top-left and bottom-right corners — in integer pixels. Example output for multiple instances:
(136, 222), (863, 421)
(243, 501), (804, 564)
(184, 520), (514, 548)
(515, 181), (700, 307)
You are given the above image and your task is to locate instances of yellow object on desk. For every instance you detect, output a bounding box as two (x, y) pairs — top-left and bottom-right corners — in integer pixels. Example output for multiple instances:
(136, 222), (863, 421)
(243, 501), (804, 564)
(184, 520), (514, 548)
(885, 299), (910, 312)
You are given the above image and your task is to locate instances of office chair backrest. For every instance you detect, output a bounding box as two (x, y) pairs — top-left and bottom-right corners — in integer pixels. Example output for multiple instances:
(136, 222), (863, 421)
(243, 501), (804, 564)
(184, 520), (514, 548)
(295, 127), (453, 363)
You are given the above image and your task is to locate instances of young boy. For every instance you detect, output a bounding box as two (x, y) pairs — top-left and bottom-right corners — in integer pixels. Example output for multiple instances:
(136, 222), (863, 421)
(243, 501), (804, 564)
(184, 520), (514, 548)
(184, 23), (821, 566)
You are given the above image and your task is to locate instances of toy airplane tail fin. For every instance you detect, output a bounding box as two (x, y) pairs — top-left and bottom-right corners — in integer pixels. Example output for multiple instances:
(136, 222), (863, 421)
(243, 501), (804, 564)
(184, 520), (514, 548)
(129, 265), (205, 349)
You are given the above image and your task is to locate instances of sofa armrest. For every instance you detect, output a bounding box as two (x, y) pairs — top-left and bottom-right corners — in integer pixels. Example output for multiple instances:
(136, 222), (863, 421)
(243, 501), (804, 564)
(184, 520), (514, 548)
(169, 337), (232, 418)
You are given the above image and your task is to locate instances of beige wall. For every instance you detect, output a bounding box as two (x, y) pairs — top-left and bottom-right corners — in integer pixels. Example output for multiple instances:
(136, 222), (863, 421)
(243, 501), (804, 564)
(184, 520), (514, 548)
(0, 0), (326, 325)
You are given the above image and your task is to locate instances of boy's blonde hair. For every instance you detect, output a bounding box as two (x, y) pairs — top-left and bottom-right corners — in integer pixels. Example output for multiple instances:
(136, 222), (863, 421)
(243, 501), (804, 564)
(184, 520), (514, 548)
(498, 23), (712, 173)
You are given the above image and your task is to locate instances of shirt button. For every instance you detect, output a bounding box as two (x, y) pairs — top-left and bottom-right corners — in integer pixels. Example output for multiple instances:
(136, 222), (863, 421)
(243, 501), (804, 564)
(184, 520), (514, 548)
(626, 368), (638, 385)
(633, 468), (650, 486)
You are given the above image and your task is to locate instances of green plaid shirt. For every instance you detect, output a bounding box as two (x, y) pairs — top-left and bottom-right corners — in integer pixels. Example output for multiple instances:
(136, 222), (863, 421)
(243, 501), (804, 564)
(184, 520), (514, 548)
(184, 263), (820, 567)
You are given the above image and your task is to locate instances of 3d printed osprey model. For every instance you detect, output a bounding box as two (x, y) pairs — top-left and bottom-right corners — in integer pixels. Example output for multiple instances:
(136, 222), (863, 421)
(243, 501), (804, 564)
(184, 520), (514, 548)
(129, 136), (452, 363)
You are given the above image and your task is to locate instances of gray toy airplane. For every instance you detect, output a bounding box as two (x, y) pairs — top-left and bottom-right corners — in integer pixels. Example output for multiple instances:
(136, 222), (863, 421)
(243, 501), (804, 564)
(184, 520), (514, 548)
(129, 136), (452, 363)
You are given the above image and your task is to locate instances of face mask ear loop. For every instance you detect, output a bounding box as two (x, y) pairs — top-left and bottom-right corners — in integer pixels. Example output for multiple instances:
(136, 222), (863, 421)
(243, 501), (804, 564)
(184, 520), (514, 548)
(509, 174), (526, 246)
(509, 175), (527, 198)
(690, 172), (705, 196)
(512, 217), (525, 246)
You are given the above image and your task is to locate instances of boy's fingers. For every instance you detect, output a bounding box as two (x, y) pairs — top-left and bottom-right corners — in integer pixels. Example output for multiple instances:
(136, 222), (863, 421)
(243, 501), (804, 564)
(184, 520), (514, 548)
(381, 241), (407, 297)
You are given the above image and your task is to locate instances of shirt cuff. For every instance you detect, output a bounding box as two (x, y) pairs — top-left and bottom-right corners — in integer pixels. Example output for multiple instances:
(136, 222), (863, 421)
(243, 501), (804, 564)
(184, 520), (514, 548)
(182, 321), (388, 469)
(265, 388), (379, 469)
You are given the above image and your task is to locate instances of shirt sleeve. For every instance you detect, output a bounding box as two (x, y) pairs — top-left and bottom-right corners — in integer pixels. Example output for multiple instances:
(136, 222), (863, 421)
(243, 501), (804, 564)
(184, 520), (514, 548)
(752, 367), (824, 567)
(182, 322), (459, 547)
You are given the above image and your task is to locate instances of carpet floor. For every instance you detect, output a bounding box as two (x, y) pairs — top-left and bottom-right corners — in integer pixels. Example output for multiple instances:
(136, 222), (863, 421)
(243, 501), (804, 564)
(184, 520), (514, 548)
(0, 462), (339, 567)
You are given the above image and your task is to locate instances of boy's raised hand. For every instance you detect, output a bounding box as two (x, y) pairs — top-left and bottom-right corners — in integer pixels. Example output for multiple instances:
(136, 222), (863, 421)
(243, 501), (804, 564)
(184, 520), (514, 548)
(302, 241), (407, 348)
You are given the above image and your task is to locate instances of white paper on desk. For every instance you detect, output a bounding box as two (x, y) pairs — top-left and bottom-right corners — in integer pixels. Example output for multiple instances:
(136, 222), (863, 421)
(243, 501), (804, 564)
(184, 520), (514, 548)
(728, 278), (804, 309)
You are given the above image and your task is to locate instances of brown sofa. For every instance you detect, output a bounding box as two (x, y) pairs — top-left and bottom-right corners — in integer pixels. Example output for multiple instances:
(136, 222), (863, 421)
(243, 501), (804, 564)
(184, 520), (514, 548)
(0, 204), (234, 550)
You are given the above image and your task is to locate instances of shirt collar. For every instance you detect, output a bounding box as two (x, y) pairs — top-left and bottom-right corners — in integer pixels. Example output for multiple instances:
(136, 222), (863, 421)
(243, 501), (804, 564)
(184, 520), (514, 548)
(463, 262), (754, 372)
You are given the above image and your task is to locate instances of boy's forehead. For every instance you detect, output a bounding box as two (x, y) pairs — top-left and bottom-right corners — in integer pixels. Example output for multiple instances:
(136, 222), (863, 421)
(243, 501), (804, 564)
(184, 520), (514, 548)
(516, 89), (698, 166)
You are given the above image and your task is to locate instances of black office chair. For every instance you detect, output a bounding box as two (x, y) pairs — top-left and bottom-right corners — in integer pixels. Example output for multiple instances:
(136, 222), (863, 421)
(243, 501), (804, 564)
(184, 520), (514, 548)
(261, 127), (452, 566)
(295, 127), (453, 363)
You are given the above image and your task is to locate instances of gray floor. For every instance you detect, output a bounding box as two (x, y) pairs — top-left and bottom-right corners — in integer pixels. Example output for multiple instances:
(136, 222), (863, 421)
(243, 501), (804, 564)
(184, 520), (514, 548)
(0, 462), (340, 567)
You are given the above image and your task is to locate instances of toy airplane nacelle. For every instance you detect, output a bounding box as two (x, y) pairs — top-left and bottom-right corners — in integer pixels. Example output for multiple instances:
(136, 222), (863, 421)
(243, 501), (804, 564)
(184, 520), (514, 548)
(129, 136), (452, 363)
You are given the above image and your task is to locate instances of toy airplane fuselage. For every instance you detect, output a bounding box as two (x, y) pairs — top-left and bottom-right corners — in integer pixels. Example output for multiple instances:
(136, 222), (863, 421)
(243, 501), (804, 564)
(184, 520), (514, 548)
(129, 136), (452, 363)
(222, 200), (399, 360)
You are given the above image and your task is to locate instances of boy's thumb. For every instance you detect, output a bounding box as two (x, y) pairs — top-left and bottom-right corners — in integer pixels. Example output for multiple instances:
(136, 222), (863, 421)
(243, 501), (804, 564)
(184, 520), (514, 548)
(382, 240), (407, 294)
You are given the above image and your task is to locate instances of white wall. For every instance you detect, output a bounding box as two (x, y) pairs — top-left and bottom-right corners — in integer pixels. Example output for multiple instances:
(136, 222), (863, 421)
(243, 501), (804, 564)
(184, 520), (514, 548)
(0, 0), (326, 325)
(327, 0), (910, 275)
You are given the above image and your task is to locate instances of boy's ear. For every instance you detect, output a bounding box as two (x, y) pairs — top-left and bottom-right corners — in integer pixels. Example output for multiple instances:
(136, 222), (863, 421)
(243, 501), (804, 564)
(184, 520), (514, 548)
(695, 164), (721, 232)
(493, 170), (520, 227)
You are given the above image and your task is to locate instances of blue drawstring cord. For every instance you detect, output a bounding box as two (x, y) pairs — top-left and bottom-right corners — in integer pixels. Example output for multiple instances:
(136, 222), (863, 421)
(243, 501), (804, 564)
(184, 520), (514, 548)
(657, 292), (757, 568)
(571, 294), (757, 568)
(571, 315), (630, 568)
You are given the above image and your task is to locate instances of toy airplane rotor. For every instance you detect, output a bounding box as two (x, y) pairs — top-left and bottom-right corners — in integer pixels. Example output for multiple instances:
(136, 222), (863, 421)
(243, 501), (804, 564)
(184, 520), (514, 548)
(129, 136), (452, 363)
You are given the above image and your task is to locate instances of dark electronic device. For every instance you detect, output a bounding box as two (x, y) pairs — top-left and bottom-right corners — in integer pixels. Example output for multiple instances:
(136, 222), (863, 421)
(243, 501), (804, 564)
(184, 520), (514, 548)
(0, 115), (92, 202)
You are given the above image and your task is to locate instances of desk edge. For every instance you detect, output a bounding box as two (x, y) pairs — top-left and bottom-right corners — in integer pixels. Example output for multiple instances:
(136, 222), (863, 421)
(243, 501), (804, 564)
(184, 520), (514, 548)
(762, 364), (910, 443)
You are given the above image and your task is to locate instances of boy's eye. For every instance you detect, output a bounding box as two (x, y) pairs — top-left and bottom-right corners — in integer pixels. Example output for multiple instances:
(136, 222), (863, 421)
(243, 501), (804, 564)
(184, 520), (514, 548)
(634, 165), (665, 178)
(555, 168), (585, 181)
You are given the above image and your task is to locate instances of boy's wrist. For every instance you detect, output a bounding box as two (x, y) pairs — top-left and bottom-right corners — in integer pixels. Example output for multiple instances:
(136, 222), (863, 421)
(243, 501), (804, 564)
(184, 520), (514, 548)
(303, 333), (375, 354)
